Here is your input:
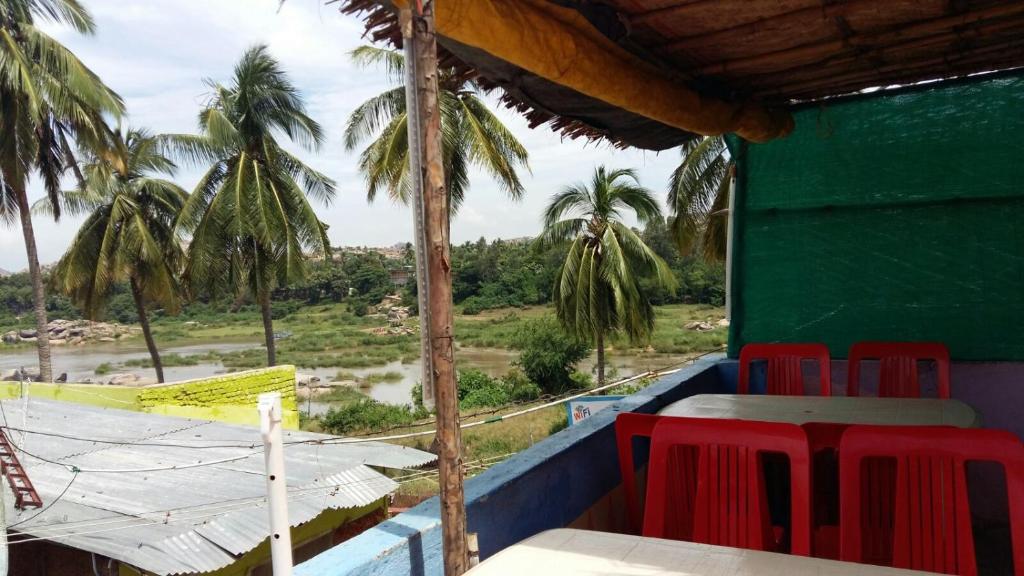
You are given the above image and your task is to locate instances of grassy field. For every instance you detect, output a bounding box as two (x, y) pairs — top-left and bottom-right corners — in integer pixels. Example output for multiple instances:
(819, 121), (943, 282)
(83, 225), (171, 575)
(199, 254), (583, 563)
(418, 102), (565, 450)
(138, 302), (727, 371)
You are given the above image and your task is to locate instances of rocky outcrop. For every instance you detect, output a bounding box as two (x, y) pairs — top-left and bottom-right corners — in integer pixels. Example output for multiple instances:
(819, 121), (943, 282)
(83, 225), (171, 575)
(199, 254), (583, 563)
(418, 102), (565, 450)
(2, 319), (141, 346)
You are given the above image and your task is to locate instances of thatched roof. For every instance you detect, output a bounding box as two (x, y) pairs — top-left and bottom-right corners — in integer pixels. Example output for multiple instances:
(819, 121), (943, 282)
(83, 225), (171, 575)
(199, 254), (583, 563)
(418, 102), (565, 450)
(339, 0), (1024, 150)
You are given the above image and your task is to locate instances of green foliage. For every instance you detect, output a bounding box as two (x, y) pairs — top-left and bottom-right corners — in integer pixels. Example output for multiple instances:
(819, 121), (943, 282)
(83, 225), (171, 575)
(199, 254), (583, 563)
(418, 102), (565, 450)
(458, 370), (509, 409)
(512, 316), (590, 394)
(641, 217), (726, 306)
(94, 363), (113, 375)
(124, 353), (207, 368)
(541, 167), (678, 351)
(171, 45), (335, 365)
(345, 46), (529, 214)
(451, 238), (563, 314)
(668, 136), (731, 261)
(313, 386), (366, 404)
(321, 398), (424, 435)
(49, 128), (186, 318)
(548, 417), (569, 436)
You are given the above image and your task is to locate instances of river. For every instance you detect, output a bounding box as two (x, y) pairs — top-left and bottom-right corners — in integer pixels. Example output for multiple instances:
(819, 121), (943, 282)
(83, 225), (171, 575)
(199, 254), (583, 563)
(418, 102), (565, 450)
(0, 340), (689, 412)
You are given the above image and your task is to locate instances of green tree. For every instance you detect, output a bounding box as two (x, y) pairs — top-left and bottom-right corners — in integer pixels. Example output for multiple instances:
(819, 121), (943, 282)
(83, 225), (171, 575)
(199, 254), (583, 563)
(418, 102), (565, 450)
(344, 46), (529, 214)
(668, 136), (732, 261)
(172, 45), (335, 366)
(0, 0), (124, 381)
(512, 315), (589, 394)
(539, 167), (676, 384)
(48, 128), (186, 382)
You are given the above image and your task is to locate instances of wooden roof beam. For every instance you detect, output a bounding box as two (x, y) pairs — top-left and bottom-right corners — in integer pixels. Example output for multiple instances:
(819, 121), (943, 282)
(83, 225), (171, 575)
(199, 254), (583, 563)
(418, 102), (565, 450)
(395, 0), (793, 142)
(773, 42), (1024, 101)
(629, 0), (720, 27)
(740, 17), (1024, 92)
(696, 2), (1024, 76)
(663, 0), (875, 53)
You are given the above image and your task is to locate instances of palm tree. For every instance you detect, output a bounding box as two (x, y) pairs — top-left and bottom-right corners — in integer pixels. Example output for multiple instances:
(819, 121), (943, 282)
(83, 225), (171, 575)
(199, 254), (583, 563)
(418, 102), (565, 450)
(668, 136), (732, 261)
(47, 128), (186, 383)
(344, 45), (529, 214)
(172, 45), (335, 367)
(539, 167), (677, 384)
(0, 0), (124, 381)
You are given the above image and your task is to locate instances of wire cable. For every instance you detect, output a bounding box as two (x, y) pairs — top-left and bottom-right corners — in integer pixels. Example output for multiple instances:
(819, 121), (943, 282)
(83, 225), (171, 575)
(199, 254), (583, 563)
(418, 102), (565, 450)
(6, 470), (78, 529)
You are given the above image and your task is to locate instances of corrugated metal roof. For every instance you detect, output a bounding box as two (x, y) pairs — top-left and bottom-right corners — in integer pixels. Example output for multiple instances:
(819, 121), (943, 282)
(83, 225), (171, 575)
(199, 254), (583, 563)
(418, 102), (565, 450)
(1, 399), (435, 575)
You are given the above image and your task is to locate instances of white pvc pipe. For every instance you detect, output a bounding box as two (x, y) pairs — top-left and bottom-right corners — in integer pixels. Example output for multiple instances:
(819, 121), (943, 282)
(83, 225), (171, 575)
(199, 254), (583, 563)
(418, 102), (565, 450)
(258, 392), (293, 576)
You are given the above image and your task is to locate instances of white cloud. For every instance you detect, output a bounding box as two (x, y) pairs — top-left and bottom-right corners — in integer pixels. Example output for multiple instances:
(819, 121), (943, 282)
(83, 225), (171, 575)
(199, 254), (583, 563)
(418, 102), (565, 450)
(6, 0), (681, 271)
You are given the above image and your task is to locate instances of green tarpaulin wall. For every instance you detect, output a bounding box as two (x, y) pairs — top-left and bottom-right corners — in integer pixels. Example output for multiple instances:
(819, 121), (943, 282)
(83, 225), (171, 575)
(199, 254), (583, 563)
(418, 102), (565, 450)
(727, 73), (1024, 361)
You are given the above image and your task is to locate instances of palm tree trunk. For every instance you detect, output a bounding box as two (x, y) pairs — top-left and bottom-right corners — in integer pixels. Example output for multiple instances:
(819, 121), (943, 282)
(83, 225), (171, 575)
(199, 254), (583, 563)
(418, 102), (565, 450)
(596, 331), (605, 386)
(130, 277), (164, 383)
(260, 291), (277, 366)
(14, 185), (52, 382)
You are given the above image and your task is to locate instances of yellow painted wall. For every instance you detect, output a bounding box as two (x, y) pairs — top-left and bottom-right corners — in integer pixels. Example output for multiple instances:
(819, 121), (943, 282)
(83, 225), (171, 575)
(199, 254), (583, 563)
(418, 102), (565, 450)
(0, 366), (300, 429)
(117, 500), (387, 576)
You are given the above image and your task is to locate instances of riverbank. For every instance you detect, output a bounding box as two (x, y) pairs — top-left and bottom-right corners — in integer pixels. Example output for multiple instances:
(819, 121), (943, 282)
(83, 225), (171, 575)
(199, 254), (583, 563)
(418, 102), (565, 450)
(0, 302), (726, 407)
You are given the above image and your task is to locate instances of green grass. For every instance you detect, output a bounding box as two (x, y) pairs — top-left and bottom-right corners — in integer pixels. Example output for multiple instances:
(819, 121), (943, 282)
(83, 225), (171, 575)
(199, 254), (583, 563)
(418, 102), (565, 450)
(363, 371), (404, 383)
(453, 303), (727, 356)
(94, 362), (114, 375)
(313, 386), (368, 403)
(124, 353), (212, 368)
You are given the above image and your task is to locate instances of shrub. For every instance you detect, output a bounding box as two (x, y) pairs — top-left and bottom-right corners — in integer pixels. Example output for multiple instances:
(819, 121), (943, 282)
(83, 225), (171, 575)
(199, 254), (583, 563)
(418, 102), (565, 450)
(456, 369), (543, 410)
(458, 369), (507, 408)
(320, 399), (418, 435)
(502, 369), (541, 403)
(461, 297), (484, 316)
(548, 417), (569, 436)
(569, 370), (593, 390)
(512, 316), (590, 394)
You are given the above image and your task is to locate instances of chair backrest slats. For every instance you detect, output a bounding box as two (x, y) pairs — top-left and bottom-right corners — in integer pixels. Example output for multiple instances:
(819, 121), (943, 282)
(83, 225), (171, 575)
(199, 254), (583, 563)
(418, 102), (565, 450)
(840, 425), (1024, 575)
(643, 417), (812, 556)
(739, 343), (832, 396)
(847, 342), (950, 398)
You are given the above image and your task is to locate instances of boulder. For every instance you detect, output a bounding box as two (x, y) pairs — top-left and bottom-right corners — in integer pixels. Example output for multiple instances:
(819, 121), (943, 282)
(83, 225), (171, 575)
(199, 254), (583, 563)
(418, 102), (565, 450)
(108, 373), (141, 386)
(20, 336), (36, 343)
(3, 331), (18, 344)
(296, 373), (321, 387)
(50, 339), (67, 346)
(716, 318), (730, 328)
(684, 320), (715, 332)
(18, 329), (36, 339)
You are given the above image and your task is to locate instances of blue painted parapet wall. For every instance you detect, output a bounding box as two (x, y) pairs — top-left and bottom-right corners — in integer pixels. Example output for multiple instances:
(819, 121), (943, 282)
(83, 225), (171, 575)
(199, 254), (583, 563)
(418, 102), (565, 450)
(296, 355), (727, 576)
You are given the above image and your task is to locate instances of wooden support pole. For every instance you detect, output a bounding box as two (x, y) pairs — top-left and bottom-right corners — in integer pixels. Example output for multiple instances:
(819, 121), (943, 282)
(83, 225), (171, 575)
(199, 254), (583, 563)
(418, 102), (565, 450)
(407, 2), (470, 574)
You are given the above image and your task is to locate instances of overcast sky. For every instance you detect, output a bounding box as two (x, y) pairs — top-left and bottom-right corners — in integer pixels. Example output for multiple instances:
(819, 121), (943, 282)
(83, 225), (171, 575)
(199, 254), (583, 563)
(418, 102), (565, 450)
(7, 0), (681, 271)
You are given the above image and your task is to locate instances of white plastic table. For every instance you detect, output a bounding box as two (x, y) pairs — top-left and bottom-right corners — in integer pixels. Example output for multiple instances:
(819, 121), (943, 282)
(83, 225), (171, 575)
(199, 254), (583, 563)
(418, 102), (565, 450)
(657, 394), (981, 428)
(467, 529), (937, 575)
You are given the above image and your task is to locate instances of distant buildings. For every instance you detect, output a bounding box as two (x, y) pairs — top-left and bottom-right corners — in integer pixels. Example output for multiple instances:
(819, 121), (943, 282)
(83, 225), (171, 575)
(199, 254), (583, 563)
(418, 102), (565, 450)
(332, 242), (411, 261)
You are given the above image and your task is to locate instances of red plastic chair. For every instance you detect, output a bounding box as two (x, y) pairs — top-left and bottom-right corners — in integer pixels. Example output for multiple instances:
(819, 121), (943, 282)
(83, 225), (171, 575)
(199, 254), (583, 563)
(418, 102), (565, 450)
(847, 342), (950, 398)
(615, 412), (696, 538)
(839, 426), (1024, 575)
(802, 422), (851, 559)
(643, 417), (812, 556)
(739, 343), (832, 396)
